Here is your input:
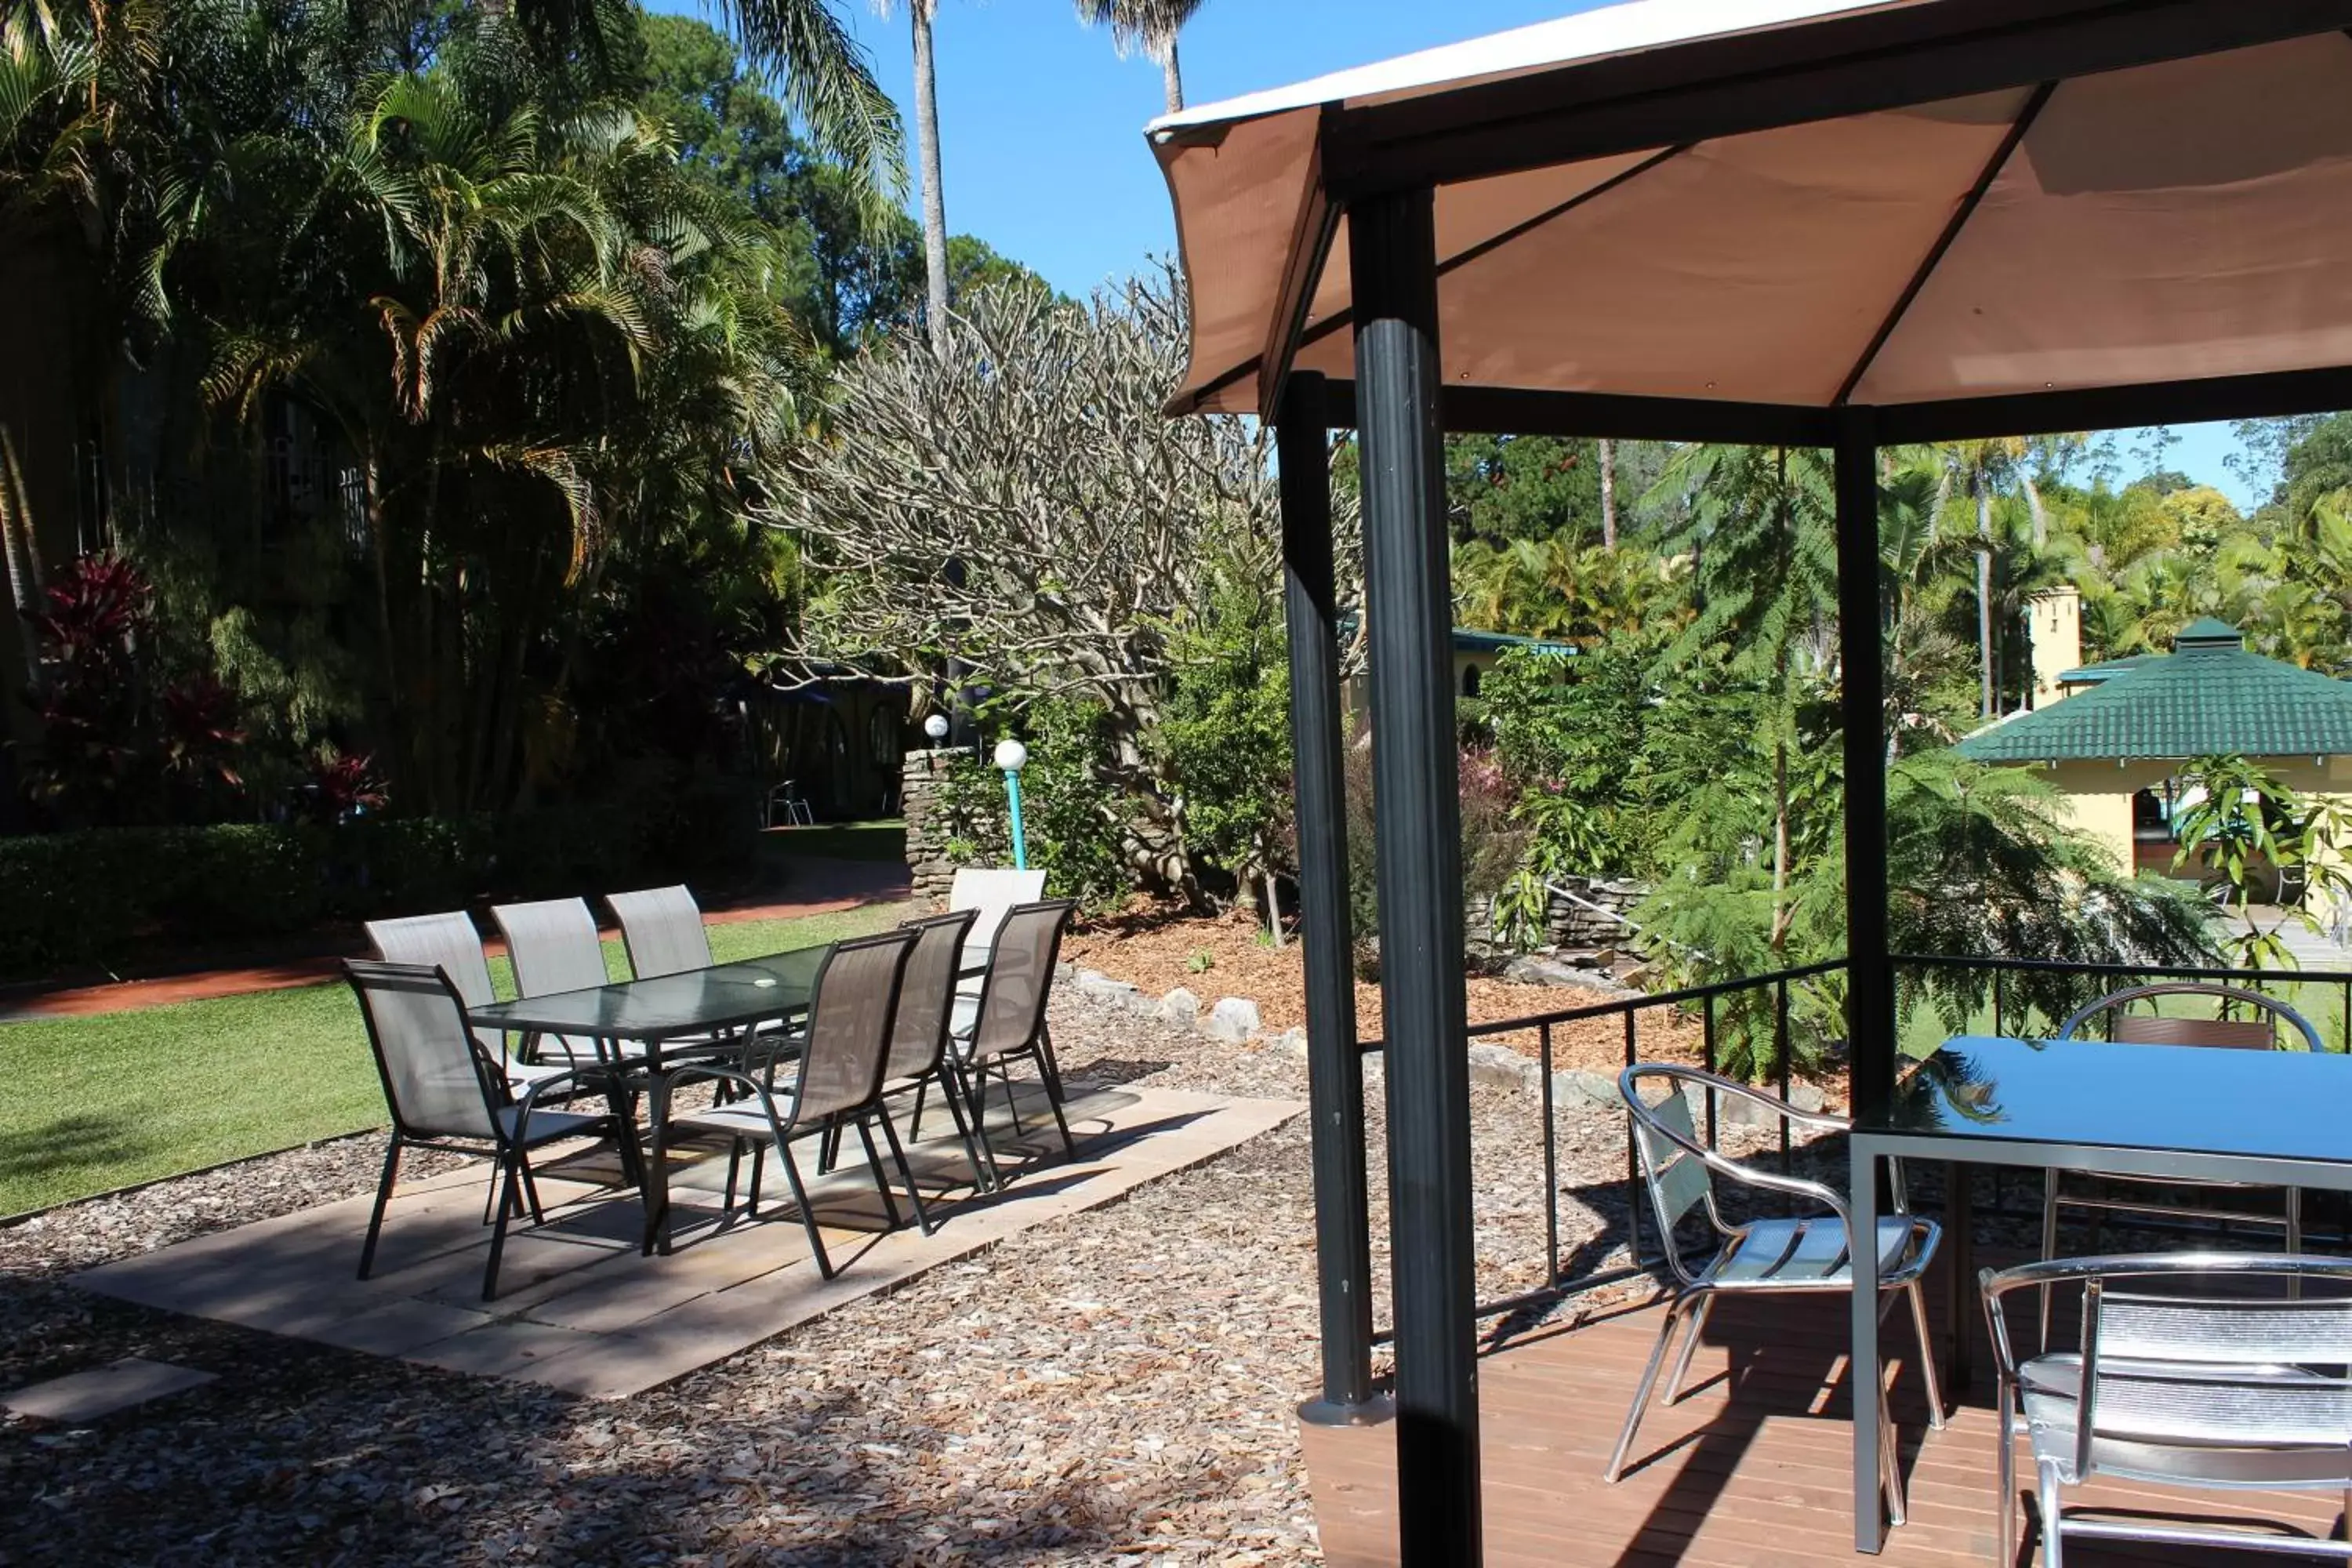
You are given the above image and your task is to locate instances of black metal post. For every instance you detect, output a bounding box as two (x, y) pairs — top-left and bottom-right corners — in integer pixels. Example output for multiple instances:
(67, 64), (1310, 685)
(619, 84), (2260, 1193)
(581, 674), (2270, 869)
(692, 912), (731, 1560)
(1279, 371), (1385, 1428)
(1835, 408), (1894, 1119)
(1352, 185), (1483, 1566)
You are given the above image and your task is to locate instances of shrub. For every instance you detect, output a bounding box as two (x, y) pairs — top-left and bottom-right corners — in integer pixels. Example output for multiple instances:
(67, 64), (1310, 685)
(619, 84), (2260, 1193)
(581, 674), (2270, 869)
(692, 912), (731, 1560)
(0, 775), (766, 980)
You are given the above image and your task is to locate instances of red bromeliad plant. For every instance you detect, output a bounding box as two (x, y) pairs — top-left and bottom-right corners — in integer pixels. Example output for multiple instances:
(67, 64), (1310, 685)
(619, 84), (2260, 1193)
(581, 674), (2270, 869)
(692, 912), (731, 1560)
(306, 749), (388, 822)
(161, 675), (249, 790)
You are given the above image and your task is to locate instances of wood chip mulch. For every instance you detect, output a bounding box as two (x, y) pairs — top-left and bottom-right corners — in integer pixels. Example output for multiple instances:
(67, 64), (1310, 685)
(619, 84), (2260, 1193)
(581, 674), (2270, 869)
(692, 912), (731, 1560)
(1, 971), (1782, 1566)
(1062, 905), (1702, 1073)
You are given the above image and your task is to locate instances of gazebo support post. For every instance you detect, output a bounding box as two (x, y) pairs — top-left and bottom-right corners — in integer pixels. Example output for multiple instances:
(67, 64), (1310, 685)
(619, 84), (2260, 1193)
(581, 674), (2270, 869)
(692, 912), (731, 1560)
(1351, 185), (1483, 1566)
(1277, 370), (1385, 1428)
(1835, 405), (1893, 1121)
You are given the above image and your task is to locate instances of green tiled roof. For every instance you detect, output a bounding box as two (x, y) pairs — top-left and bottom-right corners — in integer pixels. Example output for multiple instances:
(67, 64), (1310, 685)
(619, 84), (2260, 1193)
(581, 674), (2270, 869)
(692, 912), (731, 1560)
(1958, 623), (2352, 764)
(2057, 654), (2151, 686)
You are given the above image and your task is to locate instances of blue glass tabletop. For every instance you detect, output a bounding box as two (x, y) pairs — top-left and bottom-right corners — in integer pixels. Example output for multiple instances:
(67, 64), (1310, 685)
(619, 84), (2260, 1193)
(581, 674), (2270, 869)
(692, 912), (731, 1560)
(1863, 1034), (2352, 1166)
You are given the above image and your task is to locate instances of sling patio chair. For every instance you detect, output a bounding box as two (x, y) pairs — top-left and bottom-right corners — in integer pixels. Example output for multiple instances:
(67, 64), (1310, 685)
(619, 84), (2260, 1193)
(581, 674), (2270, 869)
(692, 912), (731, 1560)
(949, 898), (1080, 1167)
(344, 959), (631, 1301)
(604, 884), (714, 980)
(946, 866), (1047, 982)
(1611, 1063), (1945, 1518)
(365, 910), (572, 1098)
(489, 896), (645, 1069)
(2038, 983), (2325, 1345)
(1983, 1252), (2352, 1566)
(647, 928), (926, 1275)
(884, 909), (995, 1190)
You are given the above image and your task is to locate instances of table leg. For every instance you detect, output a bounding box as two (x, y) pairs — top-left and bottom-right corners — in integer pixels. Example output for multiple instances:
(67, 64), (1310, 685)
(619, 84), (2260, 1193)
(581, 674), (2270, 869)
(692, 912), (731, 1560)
(1852, 1135), (1885, 1554)
(1944, 1160), (1974, 1394)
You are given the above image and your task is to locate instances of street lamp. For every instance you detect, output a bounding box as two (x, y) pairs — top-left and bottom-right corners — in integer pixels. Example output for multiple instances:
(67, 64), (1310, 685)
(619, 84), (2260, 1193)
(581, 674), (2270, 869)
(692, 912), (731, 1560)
(994, 738), (1030, 870)
(923, 713), (950, 745)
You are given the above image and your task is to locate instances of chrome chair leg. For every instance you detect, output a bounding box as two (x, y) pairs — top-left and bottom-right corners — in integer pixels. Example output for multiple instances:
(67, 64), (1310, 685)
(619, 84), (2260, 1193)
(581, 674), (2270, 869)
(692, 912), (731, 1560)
(1605, 1294), (1690, 1483)
(1877, 1376), (1907, 1527)
(1662, 1292), (1715, 1404)
(2038, 1459), (2067, 1568)
(1904, 1279), (1946, 1430)
(1997, 1377), (2019, 1568)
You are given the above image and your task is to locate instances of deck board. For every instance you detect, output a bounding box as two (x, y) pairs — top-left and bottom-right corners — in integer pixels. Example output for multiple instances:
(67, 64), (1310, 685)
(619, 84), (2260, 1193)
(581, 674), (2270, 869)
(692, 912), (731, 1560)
(1301, 1257), (2347, 1565)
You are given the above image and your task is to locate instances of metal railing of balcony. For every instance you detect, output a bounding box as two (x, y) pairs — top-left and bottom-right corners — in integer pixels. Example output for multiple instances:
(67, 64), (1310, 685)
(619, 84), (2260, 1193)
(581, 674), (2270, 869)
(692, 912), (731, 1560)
(1346, 949), (2352, 1352)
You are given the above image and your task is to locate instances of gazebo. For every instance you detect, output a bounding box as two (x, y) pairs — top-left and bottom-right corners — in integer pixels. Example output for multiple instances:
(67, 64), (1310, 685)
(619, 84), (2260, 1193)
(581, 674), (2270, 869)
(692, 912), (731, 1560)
(1148, 0), (2352, 1561)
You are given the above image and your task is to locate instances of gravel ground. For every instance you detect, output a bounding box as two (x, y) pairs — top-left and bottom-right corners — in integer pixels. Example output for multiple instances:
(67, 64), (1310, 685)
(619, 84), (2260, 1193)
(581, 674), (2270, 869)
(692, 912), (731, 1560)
(0, 989), (1822, 1567)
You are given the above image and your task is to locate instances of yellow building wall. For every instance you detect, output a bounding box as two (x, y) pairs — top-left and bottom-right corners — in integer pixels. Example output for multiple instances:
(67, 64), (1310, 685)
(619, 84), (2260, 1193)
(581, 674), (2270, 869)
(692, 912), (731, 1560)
(2041, 755), (2352, 917)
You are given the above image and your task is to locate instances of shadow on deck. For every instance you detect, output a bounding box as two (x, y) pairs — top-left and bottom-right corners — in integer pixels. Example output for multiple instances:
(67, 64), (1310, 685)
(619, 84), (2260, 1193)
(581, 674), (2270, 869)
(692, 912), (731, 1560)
(1301, 1250), (2347, 1566)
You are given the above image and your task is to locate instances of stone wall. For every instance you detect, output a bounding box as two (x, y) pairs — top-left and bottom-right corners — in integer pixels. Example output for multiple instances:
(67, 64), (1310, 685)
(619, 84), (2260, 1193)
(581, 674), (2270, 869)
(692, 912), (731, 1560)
(1465, 875), (1646, 957)
(901, 747), (964, 903)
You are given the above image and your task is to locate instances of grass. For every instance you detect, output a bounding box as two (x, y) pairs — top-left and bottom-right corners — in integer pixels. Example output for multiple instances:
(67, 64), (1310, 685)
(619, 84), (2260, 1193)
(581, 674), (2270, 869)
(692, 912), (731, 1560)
(0, 902), (907, 1218)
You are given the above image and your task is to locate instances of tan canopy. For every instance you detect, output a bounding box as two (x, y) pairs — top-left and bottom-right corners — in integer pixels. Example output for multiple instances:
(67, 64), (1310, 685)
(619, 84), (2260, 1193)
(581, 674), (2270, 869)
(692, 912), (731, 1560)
(1151, 0), (2352, 423)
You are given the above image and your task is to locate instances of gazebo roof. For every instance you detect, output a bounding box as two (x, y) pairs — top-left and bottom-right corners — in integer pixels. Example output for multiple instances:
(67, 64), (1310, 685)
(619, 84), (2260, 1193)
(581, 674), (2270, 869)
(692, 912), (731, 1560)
(1151, 0), (2352, 429)
(1955, 621), (2352, 764)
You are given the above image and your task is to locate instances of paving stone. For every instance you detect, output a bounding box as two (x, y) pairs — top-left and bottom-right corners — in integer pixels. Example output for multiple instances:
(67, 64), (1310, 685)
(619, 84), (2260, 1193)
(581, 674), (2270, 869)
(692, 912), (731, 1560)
(3, 1358), (216, 1423)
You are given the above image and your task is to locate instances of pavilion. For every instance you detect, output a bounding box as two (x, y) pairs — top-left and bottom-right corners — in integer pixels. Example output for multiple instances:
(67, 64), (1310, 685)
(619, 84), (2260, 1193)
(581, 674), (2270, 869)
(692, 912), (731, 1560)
(1149, 0), (2352, 1560)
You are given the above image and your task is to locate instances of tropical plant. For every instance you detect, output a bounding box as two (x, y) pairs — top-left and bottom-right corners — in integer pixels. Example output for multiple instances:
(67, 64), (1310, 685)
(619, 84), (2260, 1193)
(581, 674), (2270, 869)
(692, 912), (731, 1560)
(2171, 754), (2352, 970)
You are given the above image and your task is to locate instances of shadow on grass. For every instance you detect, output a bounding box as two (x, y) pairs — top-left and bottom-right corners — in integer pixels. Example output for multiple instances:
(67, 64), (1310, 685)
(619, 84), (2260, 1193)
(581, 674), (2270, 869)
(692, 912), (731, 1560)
(0, 1112), (165, 1199)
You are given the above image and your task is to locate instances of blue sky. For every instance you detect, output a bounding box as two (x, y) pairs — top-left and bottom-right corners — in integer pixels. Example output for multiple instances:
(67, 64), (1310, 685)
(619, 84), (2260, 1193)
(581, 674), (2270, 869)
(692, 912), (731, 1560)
(648, 0), (2258, 503)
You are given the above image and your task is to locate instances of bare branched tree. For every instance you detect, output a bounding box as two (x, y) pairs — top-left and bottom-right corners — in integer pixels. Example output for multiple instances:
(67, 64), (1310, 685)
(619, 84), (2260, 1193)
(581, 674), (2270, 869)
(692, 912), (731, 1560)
(773, 266), (1359, 887)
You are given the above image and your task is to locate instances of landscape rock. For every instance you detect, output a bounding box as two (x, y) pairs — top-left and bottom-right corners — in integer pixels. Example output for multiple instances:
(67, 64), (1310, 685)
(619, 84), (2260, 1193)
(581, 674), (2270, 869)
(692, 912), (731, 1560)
(1787, 1080), (1827, 1115)
(1499, 955), (1640, 999)
(1153, 985), (1201, 1025)
(1467, 1042), (1539, 1090)
(1204, 996), (1262, 1042)
(1266, 1027), (1308, 1061)
(1075, 970), (1142, 1007)
(1552, 1068), (1624, 1109)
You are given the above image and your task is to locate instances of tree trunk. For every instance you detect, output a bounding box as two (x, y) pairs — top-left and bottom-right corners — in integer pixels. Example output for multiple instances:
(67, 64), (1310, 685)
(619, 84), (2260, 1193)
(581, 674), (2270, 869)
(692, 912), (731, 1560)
(0, 426), (45, 687)
(912, 2), (951, 355)
(2024, 471), (2048, 550)
(1976, 482), (1995, 719)
(1597, 437), (1617, 549)
(1160, 35), (1184, 114)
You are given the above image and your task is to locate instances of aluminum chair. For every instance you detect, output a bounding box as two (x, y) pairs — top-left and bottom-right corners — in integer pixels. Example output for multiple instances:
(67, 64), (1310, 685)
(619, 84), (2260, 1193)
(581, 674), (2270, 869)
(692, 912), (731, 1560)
(489, 896), (640, 1067)
(951, 899), (1079, 1165)
(343, 960), (626, 1301)
(604, 884), (713, 979)
(1983, 1253), (2352, 1566)
(1610, 1064), (1945, 1514)
(2040, 984), (2323, 1343)
(365, 911), (570, 1096)
(650, 929), (924, 1275)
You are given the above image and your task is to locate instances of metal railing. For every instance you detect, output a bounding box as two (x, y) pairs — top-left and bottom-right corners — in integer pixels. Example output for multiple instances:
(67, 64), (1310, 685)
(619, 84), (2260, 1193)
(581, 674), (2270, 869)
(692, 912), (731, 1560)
(1354, 949), (2352, 1345)
(1359, 960), (1844, 1337)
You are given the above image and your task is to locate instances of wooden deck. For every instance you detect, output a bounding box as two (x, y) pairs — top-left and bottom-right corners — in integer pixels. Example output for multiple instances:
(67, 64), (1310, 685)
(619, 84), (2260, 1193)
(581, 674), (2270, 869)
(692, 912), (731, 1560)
(1301, 1256), (2347, 1566)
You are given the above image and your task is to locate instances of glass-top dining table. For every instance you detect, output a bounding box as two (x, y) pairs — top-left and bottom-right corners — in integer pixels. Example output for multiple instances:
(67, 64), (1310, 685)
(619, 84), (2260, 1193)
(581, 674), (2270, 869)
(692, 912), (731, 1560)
(466, 946), (834, 1252)
(1846, 1033), (2352, 1553)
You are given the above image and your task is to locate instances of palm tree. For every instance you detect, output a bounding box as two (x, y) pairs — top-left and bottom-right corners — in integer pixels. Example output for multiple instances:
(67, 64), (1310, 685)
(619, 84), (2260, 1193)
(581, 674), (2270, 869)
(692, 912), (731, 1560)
(1075, 0), (1209, 114)
(1944, 437), (2024, 718)
(862, 1), (952, 352)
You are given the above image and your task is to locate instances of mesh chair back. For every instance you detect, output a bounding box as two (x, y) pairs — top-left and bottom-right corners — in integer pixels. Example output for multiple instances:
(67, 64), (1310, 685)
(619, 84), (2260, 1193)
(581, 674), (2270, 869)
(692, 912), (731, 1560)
(345, 960), (500, 1141)
(492, 898), (608, 997)
(2059, 983), (2320, 1052)
(367, 912), (500, 1052)
(793, 929), (918, 1125)
(1625, 1080), (1714, 1236)
(605, 885), (713, 979)
(887, 910), (980, 1081)
(948, 867), (1047, 955)
(1994, 1258), (2352, 1468)
(967, 900), (1075, 1064)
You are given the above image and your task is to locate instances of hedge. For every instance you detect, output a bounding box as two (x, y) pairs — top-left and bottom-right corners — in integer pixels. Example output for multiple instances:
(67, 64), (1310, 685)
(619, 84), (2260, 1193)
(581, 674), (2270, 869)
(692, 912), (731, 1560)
(0, 775), (761, 980)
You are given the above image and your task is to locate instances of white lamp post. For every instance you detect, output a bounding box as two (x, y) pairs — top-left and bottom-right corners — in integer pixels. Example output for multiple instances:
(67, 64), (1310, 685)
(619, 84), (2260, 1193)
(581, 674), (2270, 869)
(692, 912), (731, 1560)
(994, 738), (1030, 869)
(923, 713), (950, 745)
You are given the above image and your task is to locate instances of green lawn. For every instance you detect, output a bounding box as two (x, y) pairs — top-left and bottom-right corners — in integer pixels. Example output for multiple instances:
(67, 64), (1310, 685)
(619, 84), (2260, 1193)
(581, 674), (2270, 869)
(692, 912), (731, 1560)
(0, 902), (906, 1218)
